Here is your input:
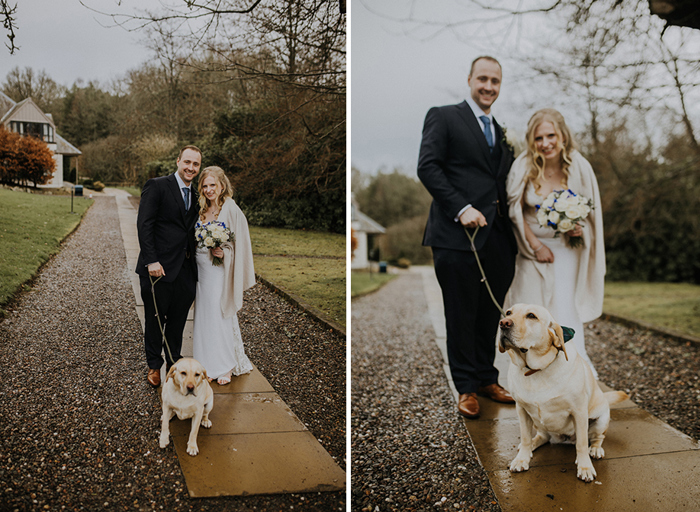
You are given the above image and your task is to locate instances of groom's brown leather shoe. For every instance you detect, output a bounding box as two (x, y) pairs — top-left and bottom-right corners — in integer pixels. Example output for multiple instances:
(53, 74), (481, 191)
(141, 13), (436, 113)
(458, 393), (480, 419)
(477, 383), (514, 403)
(147, 368), (161, 387)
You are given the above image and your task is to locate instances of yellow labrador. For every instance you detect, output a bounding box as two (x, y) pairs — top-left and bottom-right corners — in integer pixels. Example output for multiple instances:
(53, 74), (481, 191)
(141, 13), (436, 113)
(497, 304), (627, 482)
(159, 357), (214, 456)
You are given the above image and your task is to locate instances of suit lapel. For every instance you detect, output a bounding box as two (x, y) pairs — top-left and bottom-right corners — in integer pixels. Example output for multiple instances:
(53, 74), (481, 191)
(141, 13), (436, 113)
(492, 119), (512, 178)
(166, 174), (188, 221)
(456, 101), (492, 165)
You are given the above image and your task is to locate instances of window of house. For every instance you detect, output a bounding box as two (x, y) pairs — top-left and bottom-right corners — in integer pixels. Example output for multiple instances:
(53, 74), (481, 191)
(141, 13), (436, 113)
(9, 121), (54, 143)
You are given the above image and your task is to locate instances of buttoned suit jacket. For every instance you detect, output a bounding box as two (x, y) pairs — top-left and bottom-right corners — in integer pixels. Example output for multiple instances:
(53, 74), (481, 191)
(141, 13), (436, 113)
(136, 173), (199, 284)
(417, 100), (516, 252)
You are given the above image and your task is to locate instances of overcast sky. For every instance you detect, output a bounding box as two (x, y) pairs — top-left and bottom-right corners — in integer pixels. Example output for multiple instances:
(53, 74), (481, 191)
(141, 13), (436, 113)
(349, 0), (700, 176)
(350, 0), (553, 176)
(0, 0), (162, 87)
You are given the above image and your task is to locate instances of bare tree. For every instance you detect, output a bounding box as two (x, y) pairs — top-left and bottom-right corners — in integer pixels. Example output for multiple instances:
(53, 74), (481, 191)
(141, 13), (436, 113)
(1, 0), (17, 54)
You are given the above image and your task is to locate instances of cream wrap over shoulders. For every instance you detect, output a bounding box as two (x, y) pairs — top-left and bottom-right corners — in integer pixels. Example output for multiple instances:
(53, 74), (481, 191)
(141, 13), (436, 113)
(504, 150), (606, 323)
(218, 198), (256, 318)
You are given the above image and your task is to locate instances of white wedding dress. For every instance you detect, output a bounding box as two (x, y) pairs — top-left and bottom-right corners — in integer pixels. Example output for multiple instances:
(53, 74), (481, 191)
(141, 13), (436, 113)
(192, 222), (253, 380)
(524, 183), (598, 377)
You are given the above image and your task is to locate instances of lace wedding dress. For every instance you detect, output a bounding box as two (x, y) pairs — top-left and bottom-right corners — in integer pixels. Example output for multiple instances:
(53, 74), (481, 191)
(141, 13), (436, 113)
(192, 221), (253, 380)
(524, 183), (598, 377)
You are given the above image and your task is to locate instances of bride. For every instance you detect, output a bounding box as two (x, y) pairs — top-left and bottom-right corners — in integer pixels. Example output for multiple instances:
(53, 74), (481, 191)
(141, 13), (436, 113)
(505, 108), (605, 377)
(192, 166), (256, 385)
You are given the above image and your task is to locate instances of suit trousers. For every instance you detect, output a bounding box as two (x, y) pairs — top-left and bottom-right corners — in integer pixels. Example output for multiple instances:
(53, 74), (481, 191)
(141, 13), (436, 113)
(432, 228), (515, 394)
(140, 259), (196, 370)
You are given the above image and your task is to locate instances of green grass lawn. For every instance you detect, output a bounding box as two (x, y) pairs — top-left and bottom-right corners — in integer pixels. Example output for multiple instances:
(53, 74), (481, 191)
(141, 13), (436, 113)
(250, 226), (345, 258)
(604, 281), (700, 339)
(114, 186), (141, 197)
(0, 189), (93, 310)
(249, 226), (346, 330)
(351, 270), (396, 298)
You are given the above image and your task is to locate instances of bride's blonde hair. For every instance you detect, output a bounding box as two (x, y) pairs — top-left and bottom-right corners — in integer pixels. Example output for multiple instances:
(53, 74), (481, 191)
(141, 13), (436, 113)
(525, 108), (576, 193)
(197, 166), (234, 217)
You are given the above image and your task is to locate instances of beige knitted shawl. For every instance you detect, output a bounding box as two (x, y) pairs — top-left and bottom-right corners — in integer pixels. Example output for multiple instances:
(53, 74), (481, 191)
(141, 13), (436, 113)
(218, 198), (256, 318)
(504, 150), (606, 323)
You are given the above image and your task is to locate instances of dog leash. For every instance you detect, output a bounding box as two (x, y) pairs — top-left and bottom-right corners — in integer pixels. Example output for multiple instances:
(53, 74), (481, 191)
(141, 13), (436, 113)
(148, 274), (176, 366)
(463, 226), (507, 318)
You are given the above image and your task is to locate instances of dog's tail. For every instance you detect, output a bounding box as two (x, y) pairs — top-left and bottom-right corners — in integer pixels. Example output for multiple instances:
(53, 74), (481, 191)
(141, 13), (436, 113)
(604, 391), (629, 405)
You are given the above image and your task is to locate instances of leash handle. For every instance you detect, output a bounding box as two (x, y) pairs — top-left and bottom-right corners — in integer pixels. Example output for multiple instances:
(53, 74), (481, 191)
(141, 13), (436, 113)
(148, 274), (176, 366)
(463, 226), (507, 318)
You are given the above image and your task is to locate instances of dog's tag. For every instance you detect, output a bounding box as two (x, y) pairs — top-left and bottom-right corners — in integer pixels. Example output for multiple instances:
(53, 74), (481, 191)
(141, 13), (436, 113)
(562, 326), (575, 342)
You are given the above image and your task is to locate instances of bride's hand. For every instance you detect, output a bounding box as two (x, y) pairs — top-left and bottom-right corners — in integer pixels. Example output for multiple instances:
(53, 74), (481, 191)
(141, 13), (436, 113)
(534, 244), (554, 263)
(569, 225), (583, 238)
(211, 247), (224, 259)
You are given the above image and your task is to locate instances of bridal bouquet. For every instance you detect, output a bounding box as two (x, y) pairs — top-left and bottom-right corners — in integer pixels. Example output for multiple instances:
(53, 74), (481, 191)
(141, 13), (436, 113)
(536, 189), (593, 249)
(195, 220), (234, 266)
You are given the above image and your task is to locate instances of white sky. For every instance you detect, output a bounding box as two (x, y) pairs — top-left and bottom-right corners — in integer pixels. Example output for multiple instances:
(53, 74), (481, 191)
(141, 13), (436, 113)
(349, 0), (548, 175)
(349, 0), (700, 175)
(0, 0), (162, 87)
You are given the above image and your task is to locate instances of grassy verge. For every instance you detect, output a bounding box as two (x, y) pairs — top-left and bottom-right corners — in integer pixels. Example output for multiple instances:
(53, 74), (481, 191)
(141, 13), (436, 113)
(604, 281), (700, 339)
(249, 226), (345, 330)
(0, 189), (93, 310)
(351, 270), (396, 298)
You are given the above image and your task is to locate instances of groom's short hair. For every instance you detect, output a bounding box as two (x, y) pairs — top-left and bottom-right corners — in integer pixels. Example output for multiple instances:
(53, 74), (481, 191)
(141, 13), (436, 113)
(178, 145), (202, 160)
(469, 56), (502, 77)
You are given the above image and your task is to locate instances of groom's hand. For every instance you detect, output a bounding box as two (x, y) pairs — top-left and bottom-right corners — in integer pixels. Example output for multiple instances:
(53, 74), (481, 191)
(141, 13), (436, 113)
(459, 207), (487, 228)
(148, 262), (165, 277)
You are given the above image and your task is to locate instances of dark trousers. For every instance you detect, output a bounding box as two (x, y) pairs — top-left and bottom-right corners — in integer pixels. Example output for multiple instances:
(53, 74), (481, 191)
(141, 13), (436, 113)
(432, 230), (515, 394)
(140, 261), (196, 370)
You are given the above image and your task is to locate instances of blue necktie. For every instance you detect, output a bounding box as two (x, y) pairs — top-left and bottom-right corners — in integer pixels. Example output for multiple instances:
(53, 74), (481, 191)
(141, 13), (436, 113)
(182, 187), (190, 211)
(479, 115), (494, 152)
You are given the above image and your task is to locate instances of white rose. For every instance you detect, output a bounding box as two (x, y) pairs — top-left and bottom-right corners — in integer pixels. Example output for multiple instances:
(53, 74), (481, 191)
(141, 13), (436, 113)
(554, 196), (573, 212)
(204, 237), (215, 247)
(542, 196), (555, 209)
(558, 218), (574, 232)
(537, 208), (549, 227)
(548, 211), (560, 225)
(565, 205), (584, 220)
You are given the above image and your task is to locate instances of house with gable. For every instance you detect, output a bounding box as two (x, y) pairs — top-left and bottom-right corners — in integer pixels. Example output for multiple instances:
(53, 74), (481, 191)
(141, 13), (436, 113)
(0, 91), (81, 188)
(351, 194), (386, 269)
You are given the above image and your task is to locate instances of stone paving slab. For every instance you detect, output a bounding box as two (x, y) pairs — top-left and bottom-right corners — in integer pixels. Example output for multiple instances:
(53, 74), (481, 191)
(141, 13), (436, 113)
(173, 431), (346, 497)
(490, 450), (700, 512)
(413, 265), (700, 511)
(105, 188), (345, 498)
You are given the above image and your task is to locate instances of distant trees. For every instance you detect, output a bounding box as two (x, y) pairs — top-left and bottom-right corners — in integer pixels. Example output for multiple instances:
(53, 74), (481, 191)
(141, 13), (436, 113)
(0, 126), (56, 187)
(353, 169), (433, 265)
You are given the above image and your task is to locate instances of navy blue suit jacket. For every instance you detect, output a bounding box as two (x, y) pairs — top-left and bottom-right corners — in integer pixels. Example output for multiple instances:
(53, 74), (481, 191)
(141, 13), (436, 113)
(136, 173), (199, 283)
(417, 101), (515, 252)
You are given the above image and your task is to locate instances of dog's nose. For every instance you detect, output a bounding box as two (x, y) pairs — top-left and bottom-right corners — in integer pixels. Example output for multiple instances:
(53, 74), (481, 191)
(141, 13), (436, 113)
(499, 318), (513, 330)
(187, 385), (195, 394)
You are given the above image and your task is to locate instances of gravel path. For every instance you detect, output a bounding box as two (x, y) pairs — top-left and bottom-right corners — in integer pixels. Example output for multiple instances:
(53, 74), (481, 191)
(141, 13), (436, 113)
(351, 273), (500, 512)
(351, 272), (700, 512)
(0, 196), (345, 511)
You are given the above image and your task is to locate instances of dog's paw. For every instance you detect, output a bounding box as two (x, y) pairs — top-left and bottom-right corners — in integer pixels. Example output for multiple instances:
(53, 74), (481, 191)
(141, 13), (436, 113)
(186, 442), (199, 456)
(509, 456), (530, 473)
(201, 418), (212, 429)
(159, 434), (170, 449)
(589, 445), (605, 459)
(576, 463), (597, 482)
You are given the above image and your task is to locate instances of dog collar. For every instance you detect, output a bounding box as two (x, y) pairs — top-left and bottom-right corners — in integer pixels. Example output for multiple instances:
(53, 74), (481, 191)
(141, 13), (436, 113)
(523, 344), (568, 376)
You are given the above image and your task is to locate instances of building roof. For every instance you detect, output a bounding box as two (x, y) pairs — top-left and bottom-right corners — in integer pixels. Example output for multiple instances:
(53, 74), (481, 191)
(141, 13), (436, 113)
(0, 91), (15, 119)
(353, 209), (386, 234)
(56, 133), (82, 155)
(0, 93), (80, 155)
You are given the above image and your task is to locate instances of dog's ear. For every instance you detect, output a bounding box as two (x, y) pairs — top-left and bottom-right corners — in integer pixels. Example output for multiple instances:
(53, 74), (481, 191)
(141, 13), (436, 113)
(548, 321), (568, 361)
(166, 364), (177, 383)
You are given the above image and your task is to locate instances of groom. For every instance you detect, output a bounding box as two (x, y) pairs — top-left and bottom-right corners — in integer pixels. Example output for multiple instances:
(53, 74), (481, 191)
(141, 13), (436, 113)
(417, 56), (517, 418)
(136, 145), (201, 387)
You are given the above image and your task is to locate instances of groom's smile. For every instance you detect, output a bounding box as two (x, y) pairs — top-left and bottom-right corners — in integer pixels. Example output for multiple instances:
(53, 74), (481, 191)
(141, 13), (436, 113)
(468, 58), (502, 114)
